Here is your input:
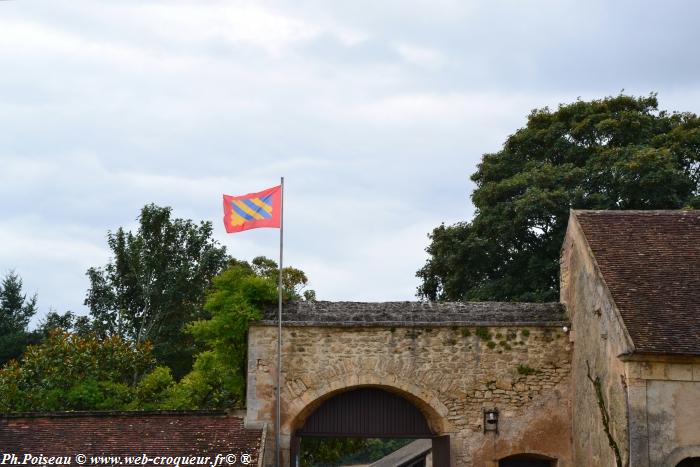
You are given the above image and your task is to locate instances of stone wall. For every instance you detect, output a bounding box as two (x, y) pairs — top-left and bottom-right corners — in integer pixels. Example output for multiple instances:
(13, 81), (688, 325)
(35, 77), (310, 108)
(561, 215), (635, 467)
(623, 358), (700, 467)
(259, 301), (567, 326)
(246, 319), (572, 466)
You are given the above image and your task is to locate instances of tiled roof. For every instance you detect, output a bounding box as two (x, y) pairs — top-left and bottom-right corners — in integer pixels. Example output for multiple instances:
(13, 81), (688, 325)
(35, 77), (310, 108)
(0, 411), (263, 466)
(574, 210), (700, 356)
(259, 301), (568, 326)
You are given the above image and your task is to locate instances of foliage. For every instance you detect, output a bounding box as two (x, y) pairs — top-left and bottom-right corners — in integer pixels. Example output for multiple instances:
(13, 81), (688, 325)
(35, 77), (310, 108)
(167, 263), (278, 408)
(248, 256), (314, 300)
(418, 94), (700, 301)
(516, 364), (538, 375)
(85, 204), (229, 377)
(131, 366), (177, 410)
(340, 438), (415, 464)
(475, 327), (491, 340)
(300, 438), (369, 467)
(0, 254), (312, 413)
(0, 271), (38, 365)
(152, 256), (312, 410)
(0, 271), (37, 331)
(0, 330), (154, 412)
(300, 438), (414, 467)
(36, 310), (93, 337)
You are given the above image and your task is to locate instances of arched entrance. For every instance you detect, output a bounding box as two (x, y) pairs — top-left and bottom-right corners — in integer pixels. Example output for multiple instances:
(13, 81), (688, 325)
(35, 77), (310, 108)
(290, 387), (450, 466)
(665, 447), (700, 467)
(499, 454), (555, 467)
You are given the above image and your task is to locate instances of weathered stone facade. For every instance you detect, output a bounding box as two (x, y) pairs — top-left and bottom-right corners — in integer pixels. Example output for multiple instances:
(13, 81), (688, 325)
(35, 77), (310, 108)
(245, 209), (700, 467)
(246, 302), (572, 466)
(562, 211), (700, 467)
(624, 358), (700, 467)
(560, 214), (632, 466)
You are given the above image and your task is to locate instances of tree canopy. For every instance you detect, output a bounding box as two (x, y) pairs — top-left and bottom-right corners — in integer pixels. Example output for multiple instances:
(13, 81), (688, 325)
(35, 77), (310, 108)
(169, 261), (279, 408)
(0, 271), (38, 365)
(36, 310), (93, 338)
(85, 204), (229, 377)
(160, 257), (312, 409)
(0, 330), (154, 412)
(417, 94), (700, 302)
(0, 256), (312, 412)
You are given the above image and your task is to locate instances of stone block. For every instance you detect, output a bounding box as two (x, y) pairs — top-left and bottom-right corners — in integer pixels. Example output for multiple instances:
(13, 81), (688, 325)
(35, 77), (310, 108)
(640, 362), (667, 380)
(666, 364), (693, 381)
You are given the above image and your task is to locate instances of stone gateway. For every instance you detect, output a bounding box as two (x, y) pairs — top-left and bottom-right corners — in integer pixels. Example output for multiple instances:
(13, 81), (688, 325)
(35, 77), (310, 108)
(246, 210), (700, 467)
(246, 302), (572, 466)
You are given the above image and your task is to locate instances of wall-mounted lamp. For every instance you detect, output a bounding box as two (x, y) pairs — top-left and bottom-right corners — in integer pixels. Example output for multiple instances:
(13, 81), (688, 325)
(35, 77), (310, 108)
(483, 408), (499, 433)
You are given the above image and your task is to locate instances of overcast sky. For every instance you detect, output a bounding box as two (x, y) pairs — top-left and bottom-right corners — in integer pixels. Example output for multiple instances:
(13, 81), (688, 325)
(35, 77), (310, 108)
(2, 0), (699, 323)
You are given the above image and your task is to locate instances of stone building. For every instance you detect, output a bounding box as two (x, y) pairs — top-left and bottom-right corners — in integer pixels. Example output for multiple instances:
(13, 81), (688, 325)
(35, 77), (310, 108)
(246, 301), (573, 466)
(247, 210), (700, 466)
(561, 210), (700, 467)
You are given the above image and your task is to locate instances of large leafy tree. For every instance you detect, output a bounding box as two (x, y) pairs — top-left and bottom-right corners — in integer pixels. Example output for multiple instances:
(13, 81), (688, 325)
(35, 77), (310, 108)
(168, 262), (278, 408)
(0, 330), (154, 412)
(418, 94), (700, 302)
(85, 204), (229, 377)
(0, 254), (311, 413)
(128, 257), (312, 410)
(0, 271), (38, 365)
(168, 257), (311, 409)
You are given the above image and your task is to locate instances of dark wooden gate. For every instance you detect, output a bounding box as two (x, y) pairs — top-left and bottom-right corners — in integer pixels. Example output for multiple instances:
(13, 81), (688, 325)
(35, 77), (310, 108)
(499, 455), (554, 467)
(431, 435), (451, 467)
(290, 387), (450, 466)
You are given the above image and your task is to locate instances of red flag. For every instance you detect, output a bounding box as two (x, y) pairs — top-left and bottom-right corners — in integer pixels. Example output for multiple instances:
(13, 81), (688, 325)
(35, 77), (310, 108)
(223, 185), (281, 233)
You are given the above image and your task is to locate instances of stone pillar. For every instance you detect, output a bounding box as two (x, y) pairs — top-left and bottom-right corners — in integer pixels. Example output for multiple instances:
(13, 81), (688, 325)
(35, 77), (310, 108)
(627, 376), (649, 467)
(280, 434), (291, 467)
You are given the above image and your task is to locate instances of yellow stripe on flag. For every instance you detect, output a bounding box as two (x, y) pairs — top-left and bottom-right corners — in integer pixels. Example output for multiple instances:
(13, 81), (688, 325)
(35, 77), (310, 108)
(233, 200), (265, 220)
(231, 210), (246, 226)
(250, 197), (273, 213)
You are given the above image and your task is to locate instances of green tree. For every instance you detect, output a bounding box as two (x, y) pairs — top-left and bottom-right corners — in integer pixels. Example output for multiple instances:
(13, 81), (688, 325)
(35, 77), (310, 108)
(0, 330), (154, 412)
(0, 255), (312, 413)
(0, 271), (38, 365)
(36, 310), (93, 337)
(131, 366), (178, 410)
(249, 256), (314, 300)
(165, 262), (277, 408)
(300, 438), (369, 467)
(85, 204), (229, 377)
(418, 94), (700, 302)
(298, 438), (413, 467)
(156, 257), (312, 409)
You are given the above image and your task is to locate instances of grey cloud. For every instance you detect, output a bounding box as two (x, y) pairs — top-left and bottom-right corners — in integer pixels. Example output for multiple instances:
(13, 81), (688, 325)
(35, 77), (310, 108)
(1, 0), (699, 320)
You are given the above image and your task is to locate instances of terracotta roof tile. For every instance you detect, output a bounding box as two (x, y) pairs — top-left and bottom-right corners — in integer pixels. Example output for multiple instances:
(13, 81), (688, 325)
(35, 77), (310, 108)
(0, 411), (263, 466)
(574, 210), (700, 356)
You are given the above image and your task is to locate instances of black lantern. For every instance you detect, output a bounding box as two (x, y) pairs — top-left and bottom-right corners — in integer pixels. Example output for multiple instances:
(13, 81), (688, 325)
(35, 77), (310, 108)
(483, 408), (499, 433)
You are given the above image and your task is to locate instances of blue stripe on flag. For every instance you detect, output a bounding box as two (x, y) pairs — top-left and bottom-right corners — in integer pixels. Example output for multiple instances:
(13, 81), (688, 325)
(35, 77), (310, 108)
(243, 198), (272, 218)
(231, 202), (255, 221)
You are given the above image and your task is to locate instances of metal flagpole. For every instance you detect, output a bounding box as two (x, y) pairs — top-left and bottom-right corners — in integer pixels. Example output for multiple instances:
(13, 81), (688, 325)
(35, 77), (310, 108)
(275, 176), (284, 466)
